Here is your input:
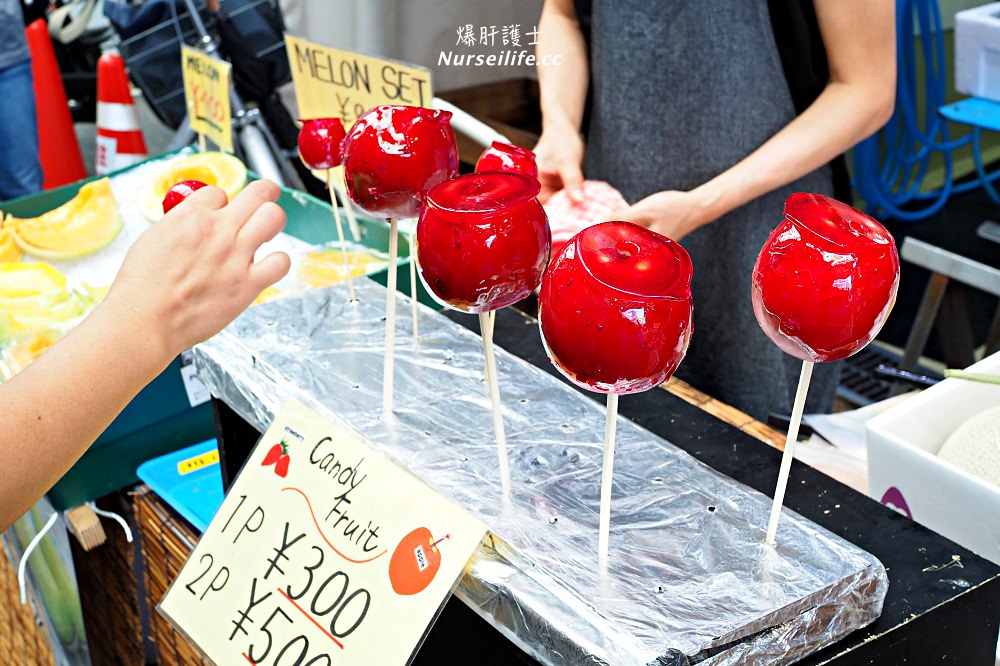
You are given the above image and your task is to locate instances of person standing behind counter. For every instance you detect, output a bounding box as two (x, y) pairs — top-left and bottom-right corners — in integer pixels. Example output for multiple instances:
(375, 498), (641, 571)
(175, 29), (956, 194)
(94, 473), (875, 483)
(0, 181), (290, 532)
(533, 0), (896, 421)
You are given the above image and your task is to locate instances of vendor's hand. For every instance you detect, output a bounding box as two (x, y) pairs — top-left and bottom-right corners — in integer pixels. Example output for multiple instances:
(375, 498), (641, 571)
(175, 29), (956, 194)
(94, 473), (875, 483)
(105, 179), (291, 357)
(533, 127), (585, 204)
(611, 190), (714, 242)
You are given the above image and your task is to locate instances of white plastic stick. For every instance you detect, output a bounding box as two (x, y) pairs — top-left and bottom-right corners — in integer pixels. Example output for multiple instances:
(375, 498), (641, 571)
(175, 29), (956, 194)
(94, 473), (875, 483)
(334, 180), (362, 241)
(327, 171), (356, 302)
(482, 309), (496, 382)
(383, 218), (399, 415)
(598, 392), (619, 572)
(765, 360), (815, 547)
(480, 311), (511, 498)
(409, 228), (419, 342)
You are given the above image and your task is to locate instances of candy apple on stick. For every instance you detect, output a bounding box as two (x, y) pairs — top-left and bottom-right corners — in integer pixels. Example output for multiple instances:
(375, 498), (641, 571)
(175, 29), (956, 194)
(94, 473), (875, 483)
(297, 117), (356, 301)
(475, 141), (539, 180)
(343, 105), (459, 414)
(752, 193), (899, 546)
(162, 179), (208, 214)
(417, 172), (551, 497)
(538, 221), (693, 570)
(474, 141), (540, 378)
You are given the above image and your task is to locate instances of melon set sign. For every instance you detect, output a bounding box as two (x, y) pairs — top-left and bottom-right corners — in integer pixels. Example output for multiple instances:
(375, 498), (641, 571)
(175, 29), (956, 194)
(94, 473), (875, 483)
(181, 34), (432, 153)
(181, 45), (234, 152)
(159, 400), (486, 665)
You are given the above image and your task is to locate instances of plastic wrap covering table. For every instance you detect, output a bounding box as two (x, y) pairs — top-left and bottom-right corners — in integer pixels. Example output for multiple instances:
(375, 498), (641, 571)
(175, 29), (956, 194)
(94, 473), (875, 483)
(191, 280), (888, 665)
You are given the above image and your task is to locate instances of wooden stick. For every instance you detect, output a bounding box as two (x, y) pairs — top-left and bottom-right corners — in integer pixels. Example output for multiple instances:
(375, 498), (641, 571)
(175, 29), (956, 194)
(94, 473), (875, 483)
(598, 392), (619, 572)
(409, 227), (419, 342)
(384, 218), (399, 415)
(327, 171), (356, 301)
(480, 311), (510, 498)
(197, 133), (207, 153)
(765, 360), (814, 547)
(333, 180), (362, 241)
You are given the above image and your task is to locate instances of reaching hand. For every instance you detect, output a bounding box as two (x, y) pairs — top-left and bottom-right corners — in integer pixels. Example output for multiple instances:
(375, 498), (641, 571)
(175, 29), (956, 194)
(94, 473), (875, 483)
(533, 127), (586, 204)
(611, 190), (714, 242)
(104, 179), (291, 356)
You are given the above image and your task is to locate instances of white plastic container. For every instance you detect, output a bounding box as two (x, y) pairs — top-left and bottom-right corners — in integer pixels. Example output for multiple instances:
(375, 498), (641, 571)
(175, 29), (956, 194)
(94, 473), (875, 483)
(866, 351), (1000, 565)
(955, 3), (1000, 102)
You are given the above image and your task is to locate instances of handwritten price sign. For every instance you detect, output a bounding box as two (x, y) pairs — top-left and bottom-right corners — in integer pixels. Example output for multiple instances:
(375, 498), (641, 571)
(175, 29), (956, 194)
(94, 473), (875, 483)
(284, 34), (433, 124)
(159, 400), (486, 665)
(181, 45), (234, 152)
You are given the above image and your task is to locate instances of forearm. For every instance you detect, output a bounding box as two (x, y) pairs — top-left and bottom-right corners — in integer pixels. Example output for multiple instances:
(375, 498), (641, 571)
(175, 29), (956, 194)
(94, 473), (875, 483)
(537, 0), (589, 135)
(0, 301), (173, 530)
(694, 80), (895, 224)
(679, 0), (896, 230)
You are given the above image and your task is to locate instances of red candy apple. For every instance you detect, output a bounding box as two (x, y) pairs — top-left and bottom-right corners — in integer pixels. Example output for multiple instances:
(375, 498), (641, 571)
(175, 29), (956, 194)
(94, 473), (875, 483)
(342, 105), (459, 219)
(416, 172), (550, 313)
(539, 221), (693, 394)
(162, 179), (208, 214)
(297, 117), (347, 171)
(474, 141), (539, 180)
(752, 193), (899, 363)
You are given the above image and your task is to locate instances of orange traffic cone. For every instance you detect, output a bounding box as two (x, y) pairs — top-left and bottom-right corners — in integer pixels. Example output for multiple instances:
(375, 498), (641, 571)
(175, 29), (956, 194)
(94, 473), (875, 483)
(95, 52), (148, 175)
(24, 19), (87, 190)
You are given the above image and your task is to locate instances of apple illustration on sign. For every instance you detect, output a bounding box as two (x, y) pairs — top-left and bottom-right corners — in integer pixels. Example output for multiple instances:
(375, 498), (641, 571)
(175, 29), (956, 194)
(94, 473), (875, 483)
(388, 527), (449, 595)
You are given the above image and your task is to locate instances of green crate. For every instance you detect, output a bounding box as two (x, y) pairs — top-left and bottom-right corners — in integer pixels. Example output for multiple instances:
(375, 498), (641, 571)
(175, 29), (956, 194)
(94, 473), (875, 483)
(2, 151), (436, 511)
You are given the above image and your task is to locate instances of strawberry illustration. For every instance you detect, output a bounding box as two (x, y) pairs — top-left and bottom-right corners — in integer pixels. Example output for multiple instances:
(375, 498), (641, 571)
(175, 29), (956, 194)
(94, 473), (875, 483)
(262, 441), (286, 467)
(262, 440), (291, 477)
(274, 455), (290, 478)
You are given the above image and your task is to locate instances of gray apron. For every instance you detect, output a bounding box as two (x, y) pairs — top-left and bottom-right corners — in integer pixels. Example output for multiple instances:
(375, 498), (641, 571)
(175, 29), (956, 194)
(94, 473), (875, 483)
(585, 0), (840, 420)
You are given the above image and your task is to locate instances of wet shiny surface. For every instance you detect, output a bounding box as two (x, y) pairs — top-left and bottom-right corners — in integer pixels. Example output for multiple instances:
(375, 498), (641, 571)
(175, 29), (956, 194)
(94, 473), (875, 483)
(342, 105), (458, 219)
(194, 280), (887, 665)
(752, 193), (900, 363)
(539, 222), (693, 394)
(297, 117), (347, 171)
(475, 140), (539, 180)
(416, 172), (550, 313)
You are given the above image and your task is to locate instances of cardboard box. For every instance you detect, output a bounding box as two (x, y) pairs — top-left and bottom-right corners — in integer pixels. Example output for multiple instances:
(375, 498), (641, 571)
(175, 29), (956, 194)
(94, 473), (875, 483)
(955, 3), (1000, 102)
(867, 352), (1000, 565)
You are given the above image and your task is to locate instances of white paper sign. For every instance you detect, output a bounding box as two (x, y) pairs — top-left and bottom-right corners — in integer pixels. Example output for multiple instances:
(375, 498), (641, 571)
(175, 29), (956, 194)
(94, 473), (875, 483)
(159, 399), (487, 665)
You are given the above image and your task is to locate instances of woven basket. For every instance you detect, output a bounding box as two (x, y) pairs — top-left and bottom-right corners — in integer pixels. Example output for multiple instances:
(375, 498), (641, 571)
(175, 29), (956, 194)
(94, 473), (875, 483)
(69, 494), (145, 666)
(0, 538), (56, 666)
(133, 486), (210, 666)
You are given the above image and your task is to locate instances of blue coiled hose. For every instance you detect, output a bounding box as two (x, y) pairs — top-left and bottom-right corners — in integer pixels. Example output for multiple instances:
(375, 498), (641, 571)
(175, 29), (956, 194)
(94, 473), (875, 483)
(852, 0), (1000, 221)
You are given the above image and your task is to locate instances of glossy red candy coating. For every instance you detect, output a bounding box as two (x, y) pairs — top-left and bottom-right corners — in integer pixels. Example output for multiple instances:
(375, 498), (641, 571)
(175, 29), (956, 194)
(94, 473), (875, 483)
(297, 118), (347, 171)
(417, 172), (550, 313)
(752, 192), (900, 362)
(162, 179), (208, 214)
(342, 105), (458, 219)
(474, 141), (539, 180)
(538, 221), (693, 394)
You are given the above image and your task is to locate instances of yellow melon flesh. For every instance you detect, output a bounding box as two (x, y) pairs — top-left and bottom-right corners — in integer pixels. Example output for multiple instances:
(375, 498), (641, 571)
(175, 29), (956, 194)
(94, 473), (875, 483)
(8, 178), (123, 261)
(299, 249), (388, 288)
(0, 227), (22, 262)
(0, 263), (90, 341)
(138, 152), (248, 221)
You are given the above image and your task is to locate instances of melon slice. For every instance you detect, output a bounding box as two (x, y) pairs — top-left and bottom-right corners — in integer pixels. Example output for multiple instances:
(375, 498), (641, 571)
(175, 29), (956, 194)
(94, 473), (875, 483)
(0, 226), (22, 262)
(299, 248), (388, 288)
(0, 262), (91, 340)
(137, 151), (248, 221)
(7, 178), (122, 261)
